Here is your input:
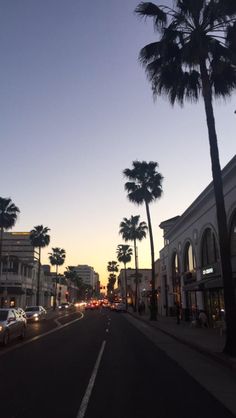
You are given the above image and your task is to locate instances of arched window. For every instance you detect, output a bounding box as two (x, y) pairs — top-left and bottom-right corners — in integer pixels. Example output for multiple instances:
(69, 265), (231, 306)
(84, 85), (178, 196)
(184, 242), (196, 272)
(230, 211), (236, 256)
(201, 228), (219, 266)
(172, 252), (179, 277)
(171, 252), (181, 304)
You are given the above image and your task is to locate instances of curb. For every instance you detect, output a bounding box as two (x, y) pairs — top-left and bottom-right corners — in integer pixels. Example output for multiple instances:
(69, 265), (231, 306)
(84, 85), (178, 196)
(127, 311), (236, 372)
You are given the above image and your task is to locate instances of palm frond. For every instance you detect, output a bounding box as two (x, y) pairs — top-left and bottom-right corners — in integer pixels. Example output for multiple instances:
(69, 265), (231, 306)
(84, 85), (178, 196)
(135, 2), (167, 31)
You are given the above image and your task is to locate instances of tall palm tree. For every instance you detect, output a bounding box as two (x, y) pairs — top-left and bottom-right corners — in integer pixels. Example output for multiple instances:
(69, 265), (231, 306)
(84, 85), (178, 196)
(135, 1), (236, 354)
(107, 261), (119, 289)
(119, 215), (147, 312)
(49, 247), (66, 309)
(116, 244), (133, 309)
(123, 161), (163, 320)
(0, 197), (20, 274)
(30, 225), (50, 306)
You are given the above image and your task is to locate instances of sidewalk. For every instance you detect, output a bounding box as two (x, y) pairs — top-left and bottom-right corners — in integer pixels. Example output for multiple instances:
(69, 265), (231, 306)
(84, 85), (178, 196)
(127, 308), (236, 370)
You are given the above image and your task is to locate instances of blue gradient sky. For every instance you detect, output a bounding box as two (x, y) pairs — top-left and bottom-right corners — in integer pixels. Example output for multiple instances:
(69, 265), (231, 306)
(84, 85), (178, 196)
(1, 0), (235, 284)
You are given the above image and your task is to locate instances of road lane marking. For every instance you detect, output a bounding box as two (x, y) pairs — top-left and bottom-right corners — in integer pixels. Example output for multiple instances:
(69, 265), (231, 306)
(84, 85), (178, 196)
(0, 312), (84, 357)
(76, 340), (106, 418)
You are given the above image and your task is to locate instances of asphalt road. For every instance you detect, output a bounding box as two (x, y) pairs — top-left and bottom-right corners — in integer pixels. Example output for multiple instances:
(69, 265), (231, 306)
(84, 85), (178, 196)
(0, 309), (234, 418)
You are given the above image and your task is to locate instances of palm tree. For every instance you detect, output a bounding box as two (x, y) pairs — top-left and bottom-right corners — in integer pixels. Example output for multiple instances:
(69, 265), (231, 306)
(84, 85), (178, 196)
(30, 225), (50, 306)
(135, 1), (236, 353)
(119, 215), (147, 312)
(116, 244), (133, 309)
(49, 247), (66, 309)
(123, 161), (163, 320)
(107, 261), (119, 289)
(0, 197), (20, 274)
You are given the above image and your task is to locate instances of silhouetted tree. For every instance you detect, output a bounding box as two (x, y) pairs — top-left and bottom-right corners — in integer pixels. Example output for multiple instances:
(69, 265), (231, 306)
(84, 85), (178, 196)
(49, 247), (66, 309)
(119, 215), (147, 311)
(124, 161), (163, 320)
(136, 0), (236, 353)
(30, 225), (50, 305)
(116, 244), (133, 309)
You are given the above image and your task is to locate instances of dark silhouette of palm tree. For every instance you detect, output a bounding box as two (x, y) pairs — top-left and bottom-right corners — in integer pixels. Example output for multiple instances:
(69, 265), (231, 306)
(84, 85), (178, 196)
(0, 197), (20, 306)
(119, 215), (147, 312)
(124, 161), (163, 320)
(107, 261), (119, 296)
(135, 0), (236, 354)
(49, 247), (66, 309)
(0, 197), (20, 272)
(30, 225), (50, 306)
(116, 244), (133, 309)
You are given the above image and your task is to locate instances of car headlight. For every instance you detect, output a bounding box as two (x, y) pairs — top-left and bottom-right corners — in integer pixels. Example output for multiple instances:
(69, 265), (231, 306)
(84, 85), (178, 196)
(0, 326), (3, 332)
(59, 306), (62, 309)
(33, 313), (39, 317)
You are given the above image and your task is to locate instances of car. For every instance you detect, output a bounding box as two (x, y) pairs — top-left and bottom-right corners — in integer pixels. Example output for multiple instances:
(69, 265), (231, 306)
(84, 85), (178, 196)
(115, 302), (126, 312)
(58, 302), (71, 310)
(0, 308), (26, 346)
(25, 306), (47, 322)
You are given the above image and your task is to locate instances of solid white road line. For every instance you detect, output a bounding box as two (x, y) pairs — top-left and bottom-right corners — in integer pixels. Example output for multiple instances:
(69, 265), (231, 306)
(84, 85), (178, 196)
(0, 312), (84, 357)
(76, 340), (106, 418)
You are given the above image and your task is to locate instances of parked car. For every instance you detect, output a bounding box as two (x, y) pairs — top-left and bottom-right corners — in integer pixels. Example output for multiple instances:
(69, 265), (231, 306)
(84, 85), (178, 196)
(0, 308), (26, 346)
(25, 306), (47, 322)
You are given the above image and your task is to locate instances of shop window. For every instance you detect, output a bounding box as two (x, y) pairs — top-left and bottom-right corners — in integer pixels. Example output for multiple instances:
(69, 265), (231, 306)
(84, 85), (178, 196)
(201, 228), (219, 266)
(230, 212), (236, 256)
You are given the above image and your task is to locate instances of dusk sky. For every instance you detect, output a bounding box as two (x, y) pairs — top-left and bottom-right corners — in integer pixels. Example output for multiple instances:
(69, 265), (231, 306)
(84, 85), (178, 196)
(1, 0), (235, 285)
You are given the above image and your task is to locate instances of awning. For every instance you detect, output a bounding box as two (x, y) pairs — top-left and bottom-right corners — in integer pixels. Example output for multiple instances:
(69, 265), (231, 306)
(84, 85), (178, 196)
(0, 286), (25, 295)
(183, 276), (223, 291)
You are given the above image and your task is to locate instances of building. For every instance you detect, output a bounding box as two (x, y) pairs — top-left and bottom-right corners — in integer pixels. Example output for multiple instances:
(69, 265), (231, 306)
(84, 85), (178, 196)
(118, 267), (153, 308)
(159, 155), (236, 326)
(0, 232), (53, 308)
(69, 265), (98, 295)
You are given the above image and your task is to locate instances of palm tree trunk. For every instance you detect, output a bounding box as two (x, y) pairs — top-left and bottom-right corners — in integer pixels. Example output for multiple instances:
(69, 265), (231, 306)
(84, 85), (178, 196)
(145, 201), (157, 320)
(36, 247), (41, 306)
(124, 262), (128, 310)
(134, 238), (138, 312)
(0, 227), (3, 279)
(200, 59), (236, 356)
(54, 265), (58, 310)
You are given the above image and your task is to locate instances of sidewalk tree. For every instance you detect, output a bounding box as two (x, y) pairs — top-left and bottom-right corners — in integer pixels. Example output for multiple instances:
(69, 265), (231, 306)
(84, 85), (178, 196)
(30, 225), (50, 306)
(135, 0), (236, 354)
(0, 197), (20, 273)
(119, 215), (147, 312)
(123, 161), (163, 320)
(49, 247), (66, 309)
(116, 244), (133, 309)
(107, 261), (119, 291)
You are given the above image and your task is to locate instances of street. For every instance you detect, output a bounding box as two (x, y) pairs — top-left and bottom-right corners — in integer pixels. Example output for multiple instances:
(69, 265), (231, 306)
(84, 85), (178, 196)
(0, 309), (235, 418)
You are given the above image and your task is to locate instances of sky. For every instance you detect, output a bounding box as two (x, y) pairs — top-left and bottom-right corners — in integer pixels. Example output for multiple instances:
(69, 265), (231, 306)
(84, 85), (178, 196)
(0, 0), (235, 285)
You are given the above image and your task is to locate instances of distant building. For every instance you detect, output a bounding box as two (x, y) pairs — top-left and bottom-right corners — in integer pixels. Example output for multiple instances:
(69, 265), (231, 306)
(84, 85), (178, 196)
(118, 268), (153, 308)
(69, 265), (97, 294)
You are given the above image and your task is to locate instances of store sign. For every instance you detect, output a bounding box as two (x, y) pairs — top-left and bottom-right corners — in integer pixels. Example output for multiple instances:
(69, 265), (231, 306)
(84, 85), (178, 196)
(202, 267), (214, 276)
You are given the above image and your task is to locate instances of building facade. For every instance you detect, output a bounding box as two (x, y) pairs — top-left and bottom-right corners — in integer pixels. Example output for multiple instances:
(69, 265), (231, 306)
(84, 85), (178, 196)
(159, 156), (236, 326)
(0, 232), (53, 308)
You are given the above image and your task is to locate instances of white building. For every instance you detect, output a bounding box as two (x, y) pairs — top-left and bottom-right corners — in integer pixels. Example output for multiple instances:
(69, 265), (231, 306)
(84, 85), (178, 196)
(0, 232), (53, 308)
(158, 155), (236, 326)
(69, 265), (97, 293)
